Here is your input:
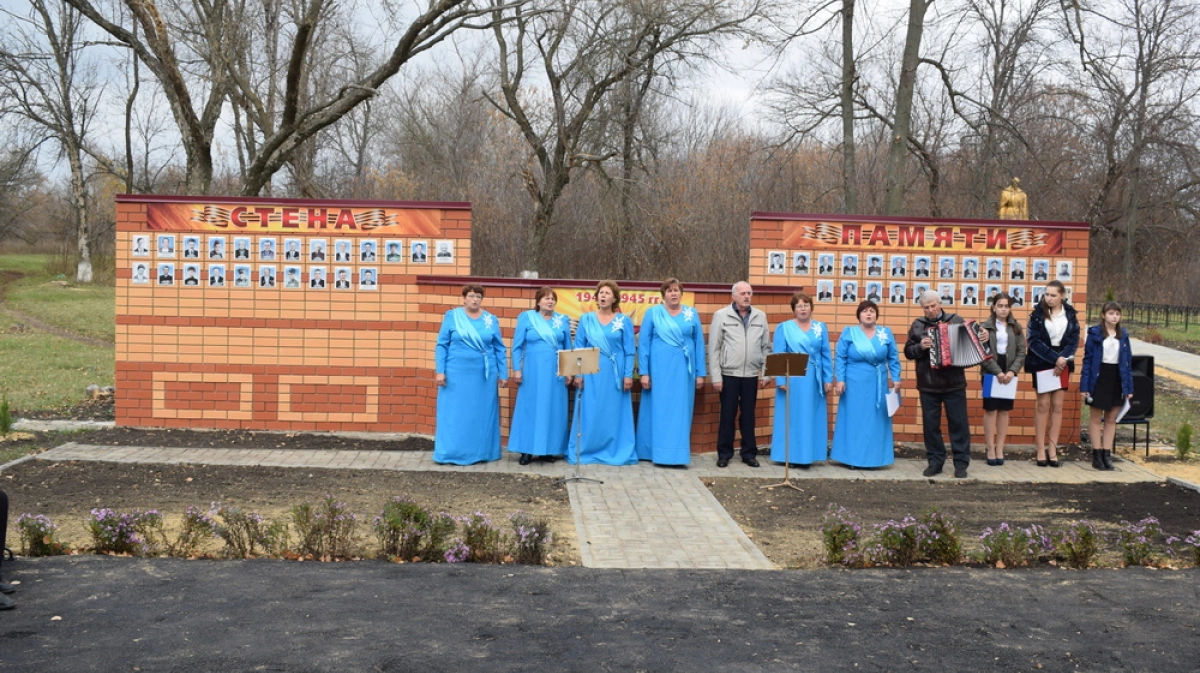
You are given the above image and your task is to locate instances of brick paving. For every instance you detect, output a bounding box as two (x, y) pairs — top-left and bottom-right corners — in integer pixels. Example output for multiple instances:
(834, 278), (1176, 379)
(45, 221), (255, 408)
(28, 443), (1165, 570)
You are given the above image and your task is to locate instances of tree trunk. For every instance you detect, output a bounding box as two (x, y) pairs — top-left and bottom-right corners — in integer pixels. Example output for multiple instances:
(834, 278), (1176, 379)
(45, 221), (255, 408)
(841, 0), (857, 214)
(67, 142), (93, 283)
(882, 0), (930, 215)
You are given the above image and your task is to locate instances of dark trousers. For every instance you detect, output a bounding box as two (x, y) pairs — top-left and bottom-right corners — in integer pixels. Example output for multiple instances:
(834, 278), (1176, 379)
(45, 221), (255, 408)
(718, 376), (760, 461)
(919, 389), (972, 469)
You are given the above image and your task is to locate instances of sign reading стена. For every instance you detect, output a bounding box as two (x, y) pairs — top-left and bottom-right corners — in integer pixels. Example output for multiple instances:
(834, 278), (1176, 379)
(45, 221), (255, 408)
(146, 202), (445, 235)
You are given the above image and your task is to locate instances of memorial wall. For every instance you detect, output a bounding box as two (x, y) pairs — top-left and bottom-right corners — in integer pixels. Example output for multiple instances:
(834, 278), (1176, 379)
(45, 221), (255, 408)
(115, 196), (1090, 448)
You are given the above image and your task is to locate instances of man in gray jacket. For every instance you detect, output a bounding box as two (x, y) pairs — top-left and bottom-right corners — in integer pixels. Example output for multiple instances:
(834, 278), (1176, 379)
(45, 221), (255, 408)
(708, 281), (772, 468)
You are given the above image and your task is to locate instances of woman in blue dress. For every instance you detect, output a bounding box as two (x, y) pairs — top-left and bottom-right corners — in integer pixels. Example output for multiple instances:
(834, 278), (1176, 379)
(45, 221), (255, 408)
(636, 278), (707, 466)
(568, 280), (638, 466)
(434, 284), (508, 465)
(771, 291), (833, 467)
(831, 301), (902, 468)
(509, 287), (573, 465)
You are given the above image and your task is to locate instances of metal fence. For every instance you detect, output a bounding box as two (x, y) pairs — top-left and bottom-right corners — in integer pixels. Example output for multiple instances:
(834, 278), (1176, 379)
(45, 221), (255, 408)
(1087, 302), (1200, 332)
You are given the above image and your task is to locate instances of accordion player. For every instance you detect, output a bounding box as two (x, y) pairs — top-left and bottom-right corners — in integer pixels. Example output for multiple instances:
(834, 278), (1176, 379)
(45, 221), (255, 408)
(928, 320), (994, 369)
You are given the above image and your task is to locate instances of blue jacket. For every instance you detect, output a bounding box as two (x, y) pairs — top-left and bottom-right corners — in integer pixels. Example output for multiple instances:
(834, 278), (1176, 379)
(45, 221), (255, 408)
(1025, 302), (1080, 373)
(1079, 325), (1134, 397)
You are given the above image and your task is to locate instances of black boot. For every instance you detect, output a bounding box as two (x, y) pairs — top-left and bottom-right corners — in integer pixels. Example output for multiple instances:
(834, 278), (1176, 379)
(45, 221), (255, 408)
(1101, 449), (1115, 471)
(1092, 448), (1104, 470)
(518, 453), (533, 466)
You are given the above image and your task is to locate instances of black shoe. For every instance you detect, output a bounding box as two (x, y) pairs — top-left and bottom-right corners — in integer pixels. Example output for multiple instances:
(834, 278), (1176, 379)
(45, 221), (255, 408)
(788, 463), (811, 469)
(0, 593), (13, 610)
(923, 465), (943, 477)
(743, 458), (761, 468)
(1092, 449), (1104, 470)
(986, 458), (997, 467)
(1036, 459), (1048, 467)
(997, 458), (1005, 466)
(1101, 449), (1115, 471)
(539, 455), (559, 463)
(0, 582), (13, 594)
(518, 453), (533, 466)
(954, 466), (968, 479)
(716, 457), (730, 468)
(1048, 459), (1061, 468)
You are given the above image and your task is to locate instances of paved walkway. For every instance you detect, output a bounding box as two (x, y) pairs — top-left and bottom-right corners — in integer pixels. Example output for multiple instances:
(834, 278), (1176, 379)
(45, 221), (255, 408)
(31, 443), (1165, 570)
(1132, 337), (1200, 388)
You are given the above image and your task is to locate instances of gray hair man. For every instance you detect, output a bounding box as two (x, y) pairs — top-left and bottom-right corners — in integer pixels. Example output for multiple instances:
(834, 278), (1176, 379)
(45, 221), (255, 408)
(903, 290), (987, 478)
(708, 281), (772, 468)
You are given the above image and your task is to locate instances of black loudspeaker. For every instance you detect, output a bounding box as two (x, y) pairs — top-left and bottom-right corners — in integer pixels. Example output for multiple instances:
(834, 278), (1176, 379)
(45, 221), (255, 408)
(1125, 355), (1154, 420)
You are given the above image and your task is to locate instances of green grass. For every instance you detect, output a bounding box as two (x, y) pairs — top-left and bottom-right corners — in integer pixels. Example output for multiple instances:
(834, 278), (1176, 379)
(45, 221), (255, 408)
(0, 254), (115, 342)
(1126, 323), (1200, 346)
(0, 254), (115, 412)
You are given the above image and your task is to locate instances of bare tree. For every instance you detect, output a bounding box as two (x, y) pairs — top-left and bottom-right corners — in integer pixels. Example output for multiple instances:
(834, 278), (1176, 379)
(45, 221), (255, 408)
(0, 0), (103, 282)
(882, 0), (932, 214)
(486, 0), (771, 272)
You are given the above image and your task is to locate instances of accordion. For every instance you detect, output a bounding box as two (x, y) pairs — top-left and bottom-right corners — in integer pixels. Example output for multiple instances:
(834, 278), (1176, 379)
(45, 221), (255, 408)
(928, 320), (994, 369)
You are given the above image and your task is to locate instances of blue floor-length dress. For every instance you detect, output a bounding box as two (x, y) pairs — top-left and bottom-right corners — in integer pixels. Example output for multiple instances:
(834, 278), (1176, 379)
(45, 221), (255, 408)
(508, 310), (572, 457)
(635, 305), (707, 465)
(433, 307), (508, 465)
(770, 320), (833, 465)
(831, 325), (901, 468)
(567, 311), (638, 465)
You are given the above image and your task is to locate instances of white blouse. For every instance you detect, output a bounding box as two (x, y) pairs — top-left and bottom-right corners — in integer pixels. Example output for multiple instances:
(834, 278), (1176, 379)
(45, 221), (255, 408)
(1045, 310), (1068, 347)
(1102, 335), (1120, 364)
(996, 324), (1010, 357)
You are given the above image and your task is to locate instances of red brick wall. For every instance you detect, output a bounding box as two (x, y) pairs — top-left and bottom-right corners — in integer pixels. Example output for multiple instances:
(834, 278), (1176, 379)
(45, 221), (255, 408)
(748, 212), (1091, 443)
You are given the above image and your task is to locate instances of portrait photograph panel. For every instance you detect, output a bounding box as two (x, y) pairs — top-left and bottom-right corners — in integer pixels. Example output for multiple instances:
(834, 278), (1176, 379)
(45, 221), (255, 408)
(333, 239), (353, 262)
(864, 282), (882, 302)
(208, 264), (226, 287)
(283, 238), (304, 262)
(156, 263), (175, 285)
(767, 250), (786, 275)
(986, 257), (1004, 280)
(792, 252), (811, 275)
(1008, 285), (1027, 307)
(131, 234), (150, 257)
(913, 282), (931, 303)
(1056, 260), (1073, 281)
(207, 236), (226, 260)
(131, 262), (150, 284)
(840, 280), (859, 303)
(817, 253), (835, 276)
(258, 265), (276, 288)
(961, 257), (980, 280)
(913, 255), (932, 278)
(961, 283), (980, 306)
(385, 240), (405, 263)
(410, 240), (429, 264)
(232, 265), (253, 287)
(1009, 257), (1026, 280)
(866, 255), (884, 277)
(308, 266), (327, 289)
(890, 255), (907, 277)
(1032, 259), (1051, 281)
(181, 264), (202, 286)
(360, 239), (378, 262)
(816, 280), (834, 303)
(841, 253), (859, 277)
(985, 284), (1002, 305)
(309, 238), (328, 262)
(181, 236), (201, 259)
(156, 234), (176, 258)
(435, 240), (455, 264)
(937, 256), (956, 279)
(937, 283), (956, 305)
(359, 267), (379, 289)
(334, 267), (354, 289)
(258, 237), (277, 261)
(283, 266), (304, 289)
(233, 237), (253, 260)
(888, 282), (907, 304)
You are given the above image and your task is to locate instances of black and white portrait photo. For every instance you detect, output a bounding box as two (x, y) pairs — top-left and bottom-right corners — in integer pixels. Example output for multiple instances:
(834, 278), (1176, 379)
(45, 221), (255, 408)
(309, 239), (327, 262)
(233, 265), (252, 287)
(132, 235), (150, 257)
(767, 251), (786, 275)
(1056, 261), (1073, 281)
(939, 283), (955, 306)
(435, 240), (455, 264)
(131, 263), (150, 284)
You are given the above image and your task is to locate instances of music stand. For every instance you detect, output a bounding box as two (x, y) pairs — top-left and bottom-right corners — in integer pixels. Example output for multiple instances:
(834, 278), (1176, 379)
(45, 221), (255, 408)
(558, 347), (603, 485)
(761, 352), (810, 492)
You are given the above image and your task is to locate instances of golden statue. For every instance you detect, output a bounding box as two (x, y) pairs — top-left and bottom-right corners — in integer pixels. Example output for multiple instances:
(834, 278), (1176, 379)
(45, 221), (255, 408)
(998, 178), (1028, 220)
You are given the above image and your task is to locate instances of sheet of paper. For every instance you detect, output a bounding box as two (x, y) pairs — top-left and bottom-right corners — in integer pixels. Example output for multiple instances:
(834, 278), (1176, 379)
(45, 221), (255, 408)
(1035, 369), (1063, 394)
(1115, 399), (1133, 423)
(886, 391), (901, 418)
(983, 374), (1018, 400)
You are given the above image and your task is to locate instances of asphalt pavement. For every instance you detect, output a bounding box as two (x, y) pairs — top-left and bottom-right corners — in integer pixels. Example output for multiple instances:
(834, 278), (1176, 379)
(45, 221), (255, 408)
(1, 555), (1197, 672)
